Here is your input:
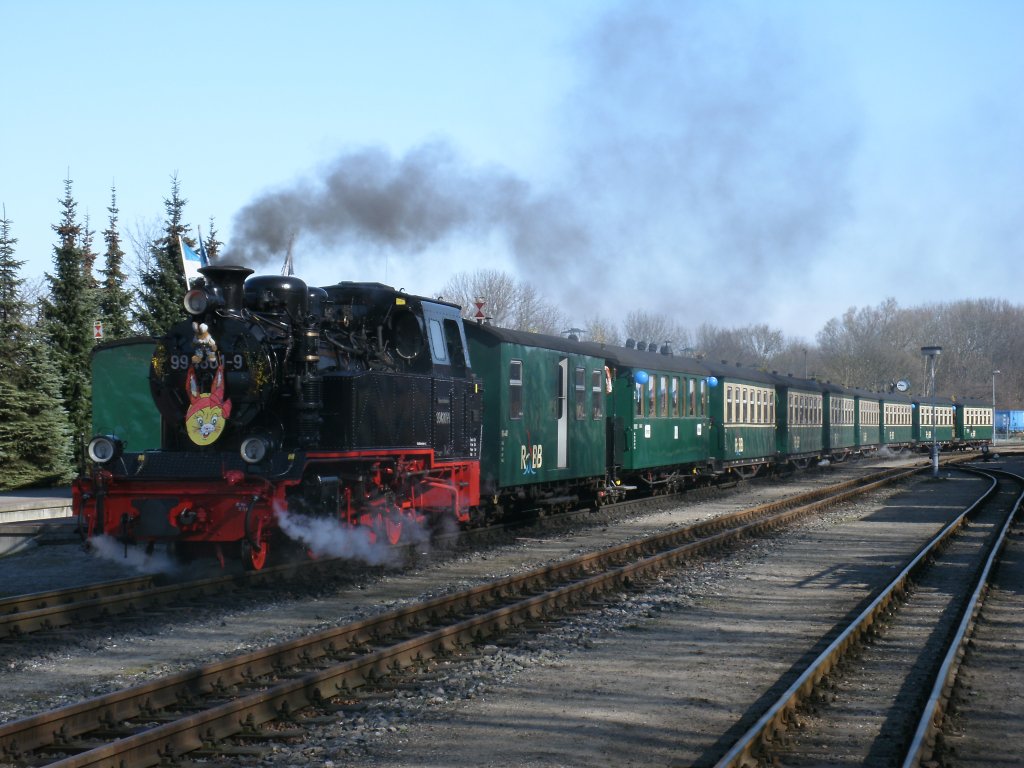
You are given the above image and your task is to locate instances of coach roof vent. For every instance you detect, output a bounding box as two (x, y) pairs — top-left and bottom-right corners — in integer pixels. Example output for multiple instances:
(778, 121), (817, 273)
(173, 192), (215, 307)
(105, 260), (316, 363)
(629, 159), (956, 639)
(625, 338), (636, 349)
(660, 343), (672, 355)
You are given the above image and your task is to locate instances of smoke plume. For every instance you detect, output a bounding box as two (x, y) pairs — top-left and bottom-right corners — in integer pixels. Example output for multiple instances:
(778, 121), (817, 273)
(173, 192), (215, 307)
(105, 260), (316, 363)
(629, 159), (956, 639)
(225, 1), (859, 330)
(225, 142), (590, 277)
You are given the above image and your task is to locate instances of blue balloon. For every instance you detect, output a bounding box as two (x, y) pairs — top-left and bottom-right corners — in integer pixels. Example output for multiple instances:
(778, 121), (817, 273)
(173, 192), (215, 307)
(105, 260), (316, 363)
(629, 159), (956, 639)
(635, 370), (649, 385)
(706, 376), (719, 387)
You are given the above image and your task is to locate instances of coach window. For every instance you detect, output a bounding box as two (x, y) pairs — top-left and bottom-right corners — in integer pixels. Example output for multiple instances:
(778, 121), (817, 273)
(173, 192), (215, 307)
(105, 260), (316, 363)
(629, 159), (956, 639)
(660, 376), (668, 417)
(508, 360), (523, 420)
(649, 379), (657, 418)
(635, 381), (644, 417)
(689, 378), (696, 417)
(575, 367), (586, 420)
(700, 379), (707, 417)
(591, 370), (603, 419)
(671, 377), (679, 417)
(726, 386), (734, 424)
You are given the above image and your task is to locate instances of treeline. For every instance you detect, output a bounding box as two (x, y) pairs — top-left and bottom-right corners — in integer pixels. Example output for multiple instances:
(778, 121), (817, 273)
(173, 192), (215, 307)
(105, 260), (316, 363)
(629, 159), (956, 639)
(1, 179), (1018, 491)
(0, 176), (217, 489)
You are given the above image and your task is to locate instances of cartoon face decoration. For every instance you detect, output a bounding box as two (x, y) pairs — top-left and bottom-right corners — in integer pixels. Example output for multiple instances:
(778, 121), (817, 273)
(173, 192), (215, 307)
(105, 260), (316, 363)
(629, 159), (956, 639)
(185, 360), (232, 446)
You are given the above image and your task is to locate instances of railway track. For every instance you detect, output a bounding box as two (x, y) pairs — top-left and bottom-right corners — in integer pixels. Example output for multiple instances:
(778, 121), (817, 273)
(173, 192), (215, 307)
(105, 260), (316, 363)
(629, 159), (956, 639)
(0, 465), (926, 767)
(0, 462), (925, 643)
(713, 466), (1024, 767)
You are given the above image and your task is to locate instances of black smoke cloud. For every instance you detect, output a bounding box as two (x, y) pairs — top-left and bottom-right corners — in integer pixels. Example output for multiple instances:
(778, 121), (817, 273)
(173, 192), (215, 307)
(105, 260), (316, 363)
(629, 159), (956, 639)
(225, 1), (859, 330)
(224, 142), (591, 274)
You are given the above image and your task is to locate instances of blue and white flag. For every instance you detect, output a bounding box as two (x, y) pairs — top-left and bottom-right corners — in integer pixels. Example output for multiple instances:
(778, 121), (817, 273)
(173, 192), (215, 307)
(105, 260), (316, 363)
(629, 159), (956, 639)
(197, 227), (210, 268)
(179, 236), (205, 289)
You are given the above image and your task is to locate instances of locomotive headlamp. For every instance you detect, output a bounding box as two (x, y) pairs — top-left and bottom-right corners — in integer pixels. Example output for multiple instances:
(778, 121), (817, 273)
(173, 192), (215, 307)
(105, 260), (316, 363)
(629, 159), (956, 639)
(183, 287), (210, 316)
(240, 436), (270, 464)
(87, 435), (123, 465)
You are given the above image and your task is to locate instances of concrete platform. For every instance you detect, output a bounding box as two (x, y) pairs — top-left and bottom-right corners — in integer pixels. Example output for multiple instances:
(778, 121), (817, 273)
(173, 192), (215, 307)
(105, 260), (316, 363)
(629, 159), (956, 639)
(0, 487), (77, 556)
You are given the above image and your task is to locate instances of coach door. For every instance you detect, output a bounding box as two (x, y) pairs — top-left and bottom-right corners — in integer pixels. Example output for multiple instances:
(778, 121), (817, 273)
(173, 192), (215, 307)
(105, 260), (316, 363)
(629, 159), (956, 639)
(556, 358), (568, 468)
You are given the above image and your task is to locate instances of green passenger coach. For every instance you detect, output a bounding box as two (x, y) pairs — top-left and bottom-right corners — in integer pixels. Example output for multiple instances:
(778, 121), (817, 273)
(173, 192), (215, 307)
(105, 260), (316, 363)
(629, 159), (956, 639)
(954, 398), (993, 446)
(880, 392), (914, 448)
(775, 375), (825, 466)
(464, 324), (607, 511)
(704, 362), (778, 475)
(596, 343), (712, 494)
(914, 396), (956, 447)
(852, 389), (882, 453)
(822, 382), (856, 460)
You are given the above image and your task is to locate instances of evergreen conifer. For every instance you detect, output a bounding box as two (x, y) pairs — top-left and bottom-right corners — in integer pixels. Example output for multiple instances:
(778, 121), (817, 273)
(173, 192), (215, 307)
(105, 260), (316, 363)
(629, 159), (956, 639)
(99, 186), (134, 340)
(42, 178), (93, 467)
(136, 175), (190, 336)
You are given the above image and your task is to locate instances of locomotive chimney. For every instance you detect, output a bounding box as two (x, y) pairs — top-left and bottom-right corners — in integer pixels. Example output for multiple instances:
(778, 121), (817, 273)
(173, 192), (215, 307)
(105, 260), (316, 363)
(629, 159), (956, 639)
(199, 265), (253, 315)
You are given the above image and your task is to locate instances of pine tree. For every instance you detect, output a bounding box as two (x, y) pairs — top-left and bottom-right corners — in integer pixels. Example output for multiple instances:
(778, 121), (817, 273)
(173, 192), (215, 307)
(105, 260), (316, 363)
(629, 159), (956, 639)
(79, 213), (99, 290)
(203, 216), (223, 262)
(0, 206), (28, 357)
(0, 325), (74, 488)
(79, 212), (101, 344)
(99, 186), (134, 340)
(0, 209), (74, 488)
(136, 175), (190, 336)
(42, 178), (92, 467)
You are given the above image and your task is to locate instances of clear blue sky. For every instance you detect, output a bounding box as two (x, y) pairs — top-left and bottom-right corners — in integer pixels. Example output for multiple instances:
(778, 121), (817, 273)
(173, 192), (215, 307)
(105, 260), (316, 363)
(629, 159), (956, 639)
(2, 0), (1022, 340)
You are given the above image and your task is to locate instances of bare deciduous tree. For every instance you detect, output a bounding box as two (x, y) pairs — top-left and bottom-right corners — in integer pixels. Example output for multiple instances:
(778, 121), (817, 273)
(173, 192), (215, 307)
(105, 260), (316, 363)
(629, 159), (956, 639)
(438, 269), (564, 334)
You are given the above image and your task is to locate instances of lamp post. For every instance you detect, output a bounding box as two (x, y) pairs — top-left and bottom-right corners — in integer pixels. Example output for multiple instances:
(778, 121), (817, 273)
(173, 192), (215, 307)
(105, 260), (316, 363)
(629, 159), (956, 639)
(921, 346), (942, 478)
(992, 370), (1001, 442)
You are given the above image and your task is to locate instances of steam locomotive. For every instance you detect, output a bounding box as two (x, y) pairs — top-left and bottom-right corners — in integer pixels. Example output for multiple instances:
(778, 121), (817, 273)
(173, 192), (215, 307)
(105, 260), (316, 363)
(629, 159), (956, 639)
(75, 265), (482, 569)
(76, 265), (994, 570)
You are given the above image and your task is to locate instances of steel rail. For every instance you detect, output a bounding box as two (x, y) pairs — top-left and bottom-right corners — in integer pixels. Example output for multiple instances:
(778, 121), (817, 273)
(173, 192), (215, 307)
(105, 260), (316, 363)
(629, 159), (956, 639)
(712, 469), (1004, 768)
(901, 468), (1024, 767)
(0, 575), (155, 621)
(1, 466), (921, 766)
(0, 463), (922, 642)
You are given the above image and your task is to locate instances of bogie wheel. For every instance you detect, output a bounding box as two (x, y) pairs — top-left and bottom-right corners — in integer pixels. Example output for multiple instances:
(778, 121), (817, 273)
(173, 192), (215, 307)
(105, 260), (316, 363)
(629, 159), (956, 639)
(241, 537), (269, 571)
